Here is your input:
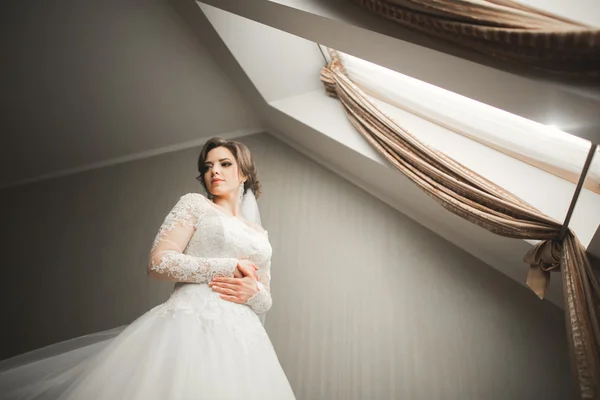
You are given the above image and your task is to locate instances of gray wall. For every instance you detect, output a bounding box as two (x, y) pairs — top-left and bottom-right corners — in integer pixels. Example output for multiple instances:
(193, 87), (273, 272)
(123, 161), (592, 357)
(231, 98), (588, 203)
(1, 0), (260, 187)
(0, 133), (574, 399)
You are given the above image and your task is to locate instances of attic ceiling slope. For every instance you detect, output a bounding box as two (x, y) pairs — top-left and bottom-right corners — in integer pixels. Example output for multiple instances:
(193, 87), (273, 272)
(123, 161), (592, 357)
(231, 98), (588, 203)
(196, 0), (600, 145)
(173, 0), (570, 306)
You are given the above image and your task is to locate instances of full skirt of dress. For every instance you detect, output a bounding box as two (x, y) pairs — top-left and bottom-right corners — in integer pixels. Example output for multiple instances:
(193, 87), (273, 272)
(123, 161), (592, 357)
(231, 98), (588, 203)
(0, 284), (295, 400)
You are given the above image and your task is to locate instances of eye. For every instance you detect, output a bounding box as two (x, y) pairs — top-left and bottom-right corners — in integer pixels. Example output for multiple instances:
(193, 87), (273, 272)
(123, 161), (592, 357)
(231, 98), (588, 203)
(221, 162), (232, 167)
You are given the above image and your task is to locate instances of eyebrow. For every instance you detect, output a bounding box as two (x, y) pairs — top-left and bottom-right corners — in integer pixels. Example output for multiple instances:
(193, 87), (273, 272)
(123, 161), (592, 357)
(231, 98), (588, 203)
(204, 158), (231, 165)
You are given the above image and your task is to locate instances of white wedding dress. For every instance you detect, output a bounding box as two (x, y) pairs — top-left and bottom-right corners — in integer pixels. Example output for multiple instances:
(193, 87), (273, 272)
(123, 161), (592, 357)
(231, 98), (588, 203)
(0, 193), (296, 400)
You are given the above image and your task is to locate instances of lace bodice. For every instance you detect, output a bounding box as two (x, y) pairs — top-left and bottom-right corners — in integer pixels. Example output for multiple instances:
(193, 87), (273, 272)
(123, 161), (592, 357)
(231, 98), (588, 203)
(148, 193), (273, 315)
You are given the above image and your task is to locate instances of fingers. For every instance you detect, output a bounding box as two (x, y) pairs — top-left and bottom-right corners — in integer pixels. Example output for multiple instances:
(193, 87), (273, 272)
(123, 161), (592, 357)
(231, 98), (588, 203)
(232, 269), (243, 279)
(241, 268), (258, 281)
(236, 261), (258, 273)
(210, 278), (254, 302)
(237, 264), (254, 275)
(240, 276), (258, 286)
(212, 286), (237, 296)
(209, 282), (238, 290)
(210, 281), (246, 299)
(212, 277), (240, 285)
(219, 295), (243, 304)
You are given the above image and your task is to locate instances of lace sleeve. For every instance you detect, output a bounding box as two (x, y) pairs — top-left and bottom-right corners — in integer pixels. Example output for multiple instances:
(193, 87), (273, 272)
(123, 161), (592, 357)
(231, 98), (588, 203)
(148, 194), (238, 283)
(246, 262), (272, 315)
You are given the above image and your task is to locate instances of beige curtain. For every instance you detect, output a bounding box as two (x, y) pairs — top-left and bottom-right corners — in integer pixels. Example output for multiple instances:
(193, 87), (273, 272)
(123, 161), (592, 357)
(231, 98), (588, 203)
(320, 52), (600, 398)
(348, 0), (600, 77)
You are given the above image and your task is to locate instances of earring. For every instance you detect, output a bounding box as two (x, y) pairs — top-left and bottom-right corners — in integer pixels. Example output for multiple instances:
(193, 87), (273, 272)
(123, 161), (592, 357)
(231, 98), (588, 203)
(239, 183), (245, 203)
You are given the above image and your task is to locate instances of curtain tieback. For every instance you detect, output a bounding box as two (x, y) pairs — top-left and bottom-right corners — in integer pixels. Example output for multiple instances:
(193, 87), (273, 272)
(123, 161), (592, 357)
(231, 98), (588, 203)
(523, 239), (561, 299)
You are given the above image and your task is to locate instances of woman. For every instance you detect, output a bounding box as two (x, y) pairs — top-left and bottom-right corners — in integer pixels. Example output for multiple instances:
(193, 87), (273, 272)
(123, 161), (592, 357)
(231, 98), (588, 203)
(0, 138), (296, 399)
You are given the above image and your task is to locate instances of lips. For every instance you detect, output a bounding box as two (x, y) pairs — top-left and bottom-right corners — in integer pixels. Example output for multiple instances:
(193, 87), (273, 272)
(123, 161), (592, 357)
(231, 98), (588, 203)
(211, 179), (224, 184)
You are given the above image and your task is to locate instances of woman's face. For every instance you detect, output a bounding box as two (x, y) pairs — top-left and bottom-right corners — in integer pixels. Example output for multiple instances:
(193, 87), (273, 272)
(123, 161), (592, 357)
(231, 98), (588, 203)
(203, 146), (245, 198)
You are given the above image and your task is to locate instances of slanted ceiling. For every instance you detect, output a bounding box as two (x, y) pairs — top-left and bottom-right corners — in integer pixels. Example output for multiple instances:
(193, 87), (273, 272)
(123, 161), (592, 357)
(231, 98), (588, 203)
(172, 0), (600, 306)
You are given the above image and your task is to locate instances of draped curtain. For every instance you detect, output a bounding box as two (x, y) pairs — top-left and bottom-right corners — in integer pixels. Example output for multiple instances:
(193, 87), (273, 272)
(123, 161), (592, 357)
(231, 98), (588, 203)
(320, 51), (600, 398)
(348, 0), (600, 77)
(337, 51), (600, 193)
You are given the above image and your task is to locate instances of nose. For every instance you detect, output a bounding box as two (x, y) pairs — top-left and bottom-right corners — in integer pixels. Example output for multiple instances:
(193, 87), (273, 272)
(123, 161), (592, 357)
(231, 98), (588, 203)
(211, 165), (222, 176)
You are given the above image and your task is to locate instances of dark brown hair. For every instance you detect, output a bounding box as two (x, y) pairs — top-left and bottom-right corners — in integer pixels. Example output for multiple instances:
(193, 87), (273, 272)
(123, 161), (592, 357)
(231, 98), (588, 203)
(197, 137), (261, 198)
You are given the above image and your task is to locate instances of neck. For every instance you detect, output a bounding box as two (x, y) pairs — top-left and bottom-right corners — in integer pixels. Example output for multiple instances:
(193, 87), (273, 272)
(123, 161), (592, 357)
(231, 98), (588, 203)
(212, 192), (241, 217)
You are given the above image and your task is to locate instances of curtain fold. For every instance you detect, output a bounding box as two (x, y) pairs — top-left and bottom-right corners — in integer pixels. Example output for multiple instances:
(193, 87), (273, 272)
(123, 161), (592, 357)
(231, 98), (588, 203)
(321, 51), (600, 398)
(348, 0), (600, 77)
(337, 51), (600, 191)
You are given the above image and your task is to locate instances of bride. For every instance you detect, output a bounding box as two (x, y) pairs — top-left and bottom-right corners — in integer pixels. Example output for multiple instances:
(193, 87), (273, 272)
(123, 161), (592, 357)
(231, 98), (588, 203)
(0, 137), (296, 399)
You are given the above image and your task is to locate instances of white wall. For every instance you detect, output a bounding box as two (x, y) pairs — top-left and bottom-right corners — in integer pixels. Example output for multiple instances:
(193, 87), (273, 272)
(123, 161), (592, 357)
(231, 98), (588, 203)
(202, 3), (325, 103)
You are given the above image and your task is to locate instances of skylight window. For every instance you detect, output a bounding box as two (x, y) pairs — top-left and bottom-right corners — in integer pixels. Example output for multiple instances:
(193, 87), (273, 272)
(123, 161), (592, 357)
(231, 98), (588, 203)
(336, 51), (600, 194)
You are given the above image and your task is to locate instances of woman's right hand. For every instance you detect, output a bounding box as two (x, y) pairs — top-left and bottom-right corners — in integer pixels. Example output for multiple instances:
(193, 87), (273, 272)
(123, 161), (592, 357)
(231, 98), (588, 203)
(233, 260), (258, 280)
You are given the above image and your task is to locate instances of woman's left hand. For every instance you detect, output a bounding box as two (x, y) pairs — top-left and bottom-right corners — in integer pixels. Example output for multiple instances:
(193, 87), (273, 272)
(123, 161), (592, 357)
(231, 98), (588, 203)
(209, 276), (259, 304)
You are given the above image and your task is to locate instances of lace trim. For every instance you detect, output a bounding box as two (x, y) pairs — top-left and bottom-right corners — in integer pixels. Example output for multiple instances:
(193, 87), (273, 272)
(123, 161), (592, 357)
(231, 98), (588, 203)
(150, 252), (238, 283)
(207, 259), (238, 281)
(246, 281), (272, 315)
(151, 193), (205, 251)
(197, 195), (268, 236)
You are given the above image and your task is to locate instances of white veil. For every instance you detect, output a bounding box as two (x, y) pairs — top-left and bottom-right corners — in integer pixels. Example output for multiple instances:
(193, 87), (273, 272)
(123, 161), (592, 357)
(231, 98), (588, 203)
(239, 189), (261, 227)
(239, 189), (268, 326)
